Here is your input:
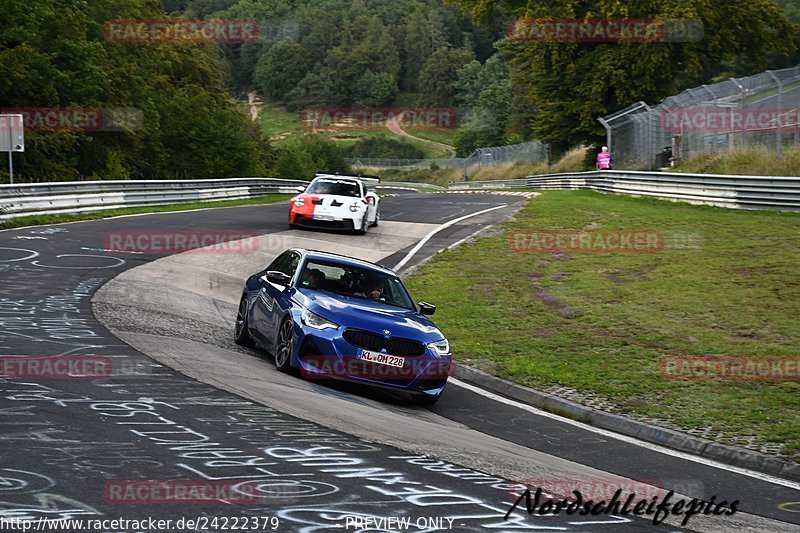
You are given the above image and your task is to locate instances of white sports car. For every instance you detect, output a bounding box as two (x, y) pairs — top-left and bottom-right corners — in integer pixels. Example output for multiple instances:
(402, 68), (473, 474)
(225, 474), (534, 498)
(288, 174), (381, 234)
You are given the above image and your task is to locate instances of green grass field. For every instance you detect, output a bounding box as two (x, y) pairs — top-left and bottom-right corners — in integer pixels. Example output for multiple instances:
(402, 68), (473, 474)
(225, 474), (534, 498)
(402, 126), (456, 147)
(257, 103), (303, 140)
(406, 191), (800, 459)
(255, 100), (452, 158)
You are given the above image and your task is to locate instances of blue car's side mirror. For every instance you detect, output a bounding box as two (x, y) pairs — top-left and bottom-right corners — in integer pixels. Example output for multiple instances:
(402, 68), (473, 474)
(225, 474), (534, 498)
(418, 302), (436, 315)
(265, 271), (292, 287)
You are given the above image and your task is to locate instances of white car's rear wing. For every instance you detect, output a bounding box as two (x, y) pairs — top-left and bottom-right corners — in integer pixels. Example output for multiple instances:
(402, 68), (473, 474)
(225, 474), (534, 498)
(315, 173), (380, 190)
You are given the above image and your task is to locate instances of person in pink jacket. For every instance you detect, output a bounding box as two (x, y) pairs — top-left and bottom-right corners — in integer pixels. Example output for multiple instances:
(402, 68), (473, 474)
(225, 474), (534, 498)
(597, 146), (613, 169)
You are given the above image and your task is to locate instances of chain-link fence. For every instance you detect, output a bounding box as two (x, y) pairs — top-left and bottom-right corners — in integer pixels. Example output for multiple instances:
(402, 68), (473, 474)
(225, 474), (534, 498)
(600, 64), (800, 169)
(345, 141), (548, 172)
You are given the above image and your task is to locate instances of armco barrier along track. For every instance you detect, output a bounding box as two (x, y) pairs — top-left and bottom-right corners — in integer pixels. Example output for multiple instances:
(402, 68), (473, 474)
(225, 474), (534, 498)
(2, 170), (798, 220)
(450, 170), (800, 211)
(0, 177), (307, 220)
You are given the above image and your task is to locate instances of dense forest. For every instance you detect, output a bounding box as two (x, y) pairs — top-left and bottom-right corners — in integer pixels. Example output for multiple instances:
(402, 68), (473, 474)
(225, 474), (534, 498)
(1, 0), (798, 180)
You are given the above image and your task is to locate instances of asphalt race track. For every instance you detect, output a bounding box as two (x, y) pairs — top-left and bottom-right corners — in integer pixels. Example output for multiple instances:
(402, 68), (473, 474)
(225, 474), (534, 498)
(0, 191), (798, 532)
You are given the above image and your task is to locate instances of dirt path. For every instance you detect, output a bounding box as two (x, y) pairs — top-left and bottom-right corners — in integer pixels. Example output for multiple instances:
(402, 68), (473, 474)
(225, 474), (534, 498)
(385, 112), (456, 157)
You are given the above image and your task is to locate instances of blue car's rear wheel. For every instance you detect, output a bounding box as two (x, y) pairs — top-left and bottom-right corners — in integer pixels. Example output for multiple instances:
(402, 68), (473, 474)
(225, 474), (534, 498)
(234, 296), (254, 347)
(275, 318), (294, 372)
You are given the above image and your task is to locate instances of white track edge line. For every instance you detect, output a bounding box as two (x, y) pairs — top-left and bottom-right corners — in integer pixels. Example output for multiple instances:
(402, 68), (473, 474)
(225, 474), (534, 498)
(449, 377), (800, 490)
(394, 204), (506, 271)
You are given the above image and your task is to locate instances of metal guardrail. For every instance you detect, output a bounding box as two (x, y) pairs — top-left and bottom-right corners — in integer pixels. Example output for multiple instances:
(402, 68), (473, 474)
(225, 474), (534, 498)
(378, 181), (446, 191)
(0, 177), (306, 197)
(3, 171), (798, 220)
(0, 178), (308, 220)
(448, 170), (800, 211)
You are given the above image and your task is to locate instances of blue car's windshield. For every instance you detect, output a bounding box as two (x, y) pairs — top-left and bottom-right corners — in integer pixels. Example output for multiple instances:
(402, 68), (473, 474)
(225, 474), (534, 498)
(299, 259), (415, 311)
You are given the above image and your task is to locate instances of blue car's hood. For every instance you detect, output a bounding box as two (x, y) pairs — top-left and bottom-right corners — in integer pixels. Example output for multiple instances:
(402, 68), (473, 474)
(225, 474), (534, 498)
(295, 289), (444, 342)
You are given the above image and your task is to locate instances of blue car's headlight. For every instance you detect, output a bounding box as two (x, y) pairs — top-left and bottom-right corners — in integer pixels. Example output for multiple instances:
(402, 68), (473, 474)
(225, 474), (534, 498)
(301, 309), (339, 330)
(427, 338), (450, 357)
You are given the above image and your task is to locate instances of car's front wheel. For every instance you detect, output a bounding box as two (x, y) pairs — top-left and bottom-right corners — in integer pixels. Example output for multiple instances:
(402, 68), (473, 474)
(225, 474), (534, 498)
(274, 318), (294, 372)
(234, 296), (255, 347)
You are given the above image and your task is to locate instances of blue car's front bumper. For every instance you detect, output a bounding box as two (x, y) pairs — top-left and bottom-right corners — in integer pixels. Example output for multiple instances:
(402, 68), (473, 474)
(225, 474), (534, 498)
(290, 322), (451, 397)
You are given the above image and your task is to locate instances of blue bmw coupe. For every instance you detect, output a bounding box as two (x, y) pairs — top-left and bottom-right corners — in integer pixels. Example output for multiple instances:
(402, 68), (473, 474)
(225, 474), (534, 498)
(234, 249), (451, 404)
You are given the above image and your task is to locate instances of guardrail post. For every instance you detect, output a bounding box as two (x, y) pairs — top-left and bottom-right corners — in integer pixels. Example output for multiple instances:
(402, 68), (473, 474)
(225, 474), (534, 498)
(641, 102), (654, 170)
(597, 116), (612, 154)
(701, 85), (720, 154)
(7, 145), (12, 185)
(767, 71), (783, 159)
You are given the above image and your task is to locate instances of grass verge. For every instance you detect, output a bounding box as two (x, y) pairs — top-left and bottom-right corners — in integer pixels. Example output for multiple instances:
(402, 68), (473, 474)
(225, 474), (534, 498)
(406, 190), (800, 459)
(672, 147), (800, 176)
(0, 195), (292, 231)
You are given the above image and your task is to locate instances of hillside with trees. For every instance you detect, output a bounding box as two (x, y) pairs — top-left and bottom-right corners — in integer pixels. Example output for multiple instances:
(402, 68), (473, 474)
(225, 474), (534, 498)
(203, 0), (798, 156)
(1, 0), (797, 180)
(0, 0), (272, 181)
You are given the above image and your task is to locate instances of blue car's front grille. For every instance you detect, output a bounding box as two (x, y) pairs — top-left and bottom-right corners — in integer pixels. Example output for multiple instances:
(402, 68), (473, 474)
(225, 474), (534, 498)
(343, 328), (425, 356)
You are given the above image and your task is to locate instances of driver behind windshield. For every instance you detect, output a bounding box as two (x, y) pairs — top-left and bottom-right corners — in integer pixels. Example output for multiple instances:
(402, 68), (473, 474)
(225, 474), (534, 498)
(301, 268), (325, 289)
(355, 274), (385, 300)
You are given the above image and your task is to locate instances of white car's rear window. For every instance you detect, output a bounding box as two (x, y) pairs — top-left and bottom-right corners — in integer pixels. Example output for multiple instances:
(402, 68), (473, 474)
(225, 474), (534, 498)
(307, 179), (361, 197)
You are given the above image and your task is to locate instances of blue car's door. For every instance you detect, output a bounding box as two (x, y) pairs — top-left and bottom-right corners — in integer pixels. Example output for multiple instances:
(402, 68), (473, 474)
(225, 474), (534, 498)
(251, 251), (294, 348)
(255, 251), (301, 349)
(254, 274), (278, 346)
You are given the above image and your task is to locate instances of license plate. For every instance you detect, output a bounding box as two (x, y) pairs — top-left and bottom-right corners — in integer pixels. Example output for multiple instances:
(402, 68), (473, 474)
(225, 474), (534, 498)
(360, 350), (405, 368)
(313, 214), (334, 221)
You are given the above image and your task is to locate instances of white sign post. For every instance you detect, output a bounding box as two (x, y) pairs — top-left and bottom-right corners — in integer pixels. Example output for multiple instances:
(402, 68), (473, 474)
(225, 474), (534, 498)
(0, 114), (25, 184)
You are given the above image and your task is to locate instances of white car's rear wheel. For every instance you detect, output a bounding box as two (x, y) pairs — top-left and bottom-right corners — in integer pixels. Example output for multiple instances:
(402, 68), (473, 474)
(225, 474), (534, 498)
(357, 214), (368, 235)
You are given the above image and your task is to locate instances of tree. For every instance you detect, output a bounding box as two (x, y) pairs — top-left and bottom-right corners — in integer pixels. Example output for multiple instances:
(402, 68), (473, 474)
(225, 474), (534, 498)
(418, 47), (474, 107)
(271, 135), (349, 179)
(402, 8), (433, 91)
(254, 42), (313, 101)
(296, 3), (345, 66)
(0, 0), (270, 180)
(323, 17), (401, 104)
(456, 0), (796, 149)
(454, 56), (512, 151)
(285, 71), (339, 111)
(353, 70), (398, 107)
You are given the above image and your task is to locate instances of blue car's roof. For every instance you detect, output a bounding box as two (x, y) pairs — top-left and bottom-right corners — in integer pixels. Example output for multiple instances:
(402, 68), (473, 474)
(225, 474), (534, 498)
(296, 249), (397, 276)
